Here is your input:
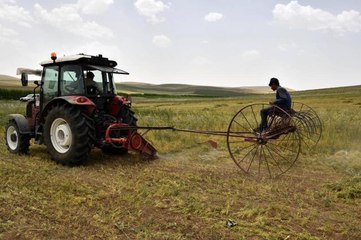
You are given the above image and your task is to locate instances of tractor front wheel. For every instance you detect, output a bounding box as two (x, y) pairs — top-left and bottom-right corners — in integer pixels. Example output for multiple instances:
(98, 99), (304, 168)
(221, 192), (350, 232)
(44, 104), (94, 165)
(5, 120), (30, 154)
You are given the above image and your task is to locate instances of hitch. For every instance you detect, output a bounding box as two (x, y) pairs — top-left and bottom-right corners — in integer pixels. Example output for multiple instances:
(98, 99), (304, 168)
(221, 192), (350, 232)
(104, 123), (157, 158)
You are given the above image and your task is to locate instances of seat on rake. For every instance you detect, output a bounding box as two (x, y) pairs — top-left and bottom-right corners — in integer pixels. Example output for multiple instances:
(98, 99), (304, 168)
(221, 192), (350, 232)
(270, 107), (296, 118)
(267, 107), (295, 131)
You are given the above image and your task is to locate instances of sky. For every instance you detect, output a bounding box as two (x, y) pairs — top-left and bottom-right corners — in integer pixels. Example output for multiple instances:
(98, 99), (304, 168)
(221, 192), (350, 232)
(0, 0), (361, 90)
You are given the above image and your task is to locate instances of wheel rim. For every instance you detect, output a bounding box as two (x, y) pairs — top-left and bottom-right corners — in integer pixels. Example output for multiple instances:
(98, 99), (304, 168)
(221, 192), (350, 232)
(6, 125), (18, 151)
(227, 104), (301, 178)
(50, 118), (72, 154)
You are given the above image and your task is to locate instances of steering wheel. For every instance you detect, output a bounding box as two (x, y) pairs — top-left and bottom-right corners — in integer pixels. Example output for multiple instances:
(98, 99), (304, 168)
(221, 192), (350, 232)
(64, 82), (78, 93)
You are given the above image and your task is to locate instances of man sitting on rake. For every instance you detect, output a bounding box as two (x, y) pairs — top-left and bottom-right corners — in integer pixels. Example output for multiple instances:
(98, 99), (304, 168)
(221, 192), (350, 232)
(257, 77), (292, 132)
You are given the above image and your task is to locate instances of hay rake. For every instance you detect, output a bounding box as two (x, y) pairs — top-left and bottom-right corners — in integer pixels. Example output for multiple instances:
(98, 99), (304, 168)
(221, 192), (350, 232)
(119, 102), (322, 178)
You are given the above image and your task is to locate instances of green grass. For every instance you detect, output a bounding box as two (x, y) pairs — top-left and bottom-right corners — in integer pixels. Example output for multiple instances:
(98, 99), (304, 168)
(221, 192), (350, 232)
(0, 76), (36, 100)
(1, 86), (361, 239)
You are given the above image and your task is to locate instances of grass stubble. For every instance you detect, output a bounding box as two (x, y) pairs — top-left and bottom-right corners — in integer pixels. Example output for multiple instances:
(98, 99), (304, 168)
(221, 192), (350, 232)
(0, 86), (361, 239)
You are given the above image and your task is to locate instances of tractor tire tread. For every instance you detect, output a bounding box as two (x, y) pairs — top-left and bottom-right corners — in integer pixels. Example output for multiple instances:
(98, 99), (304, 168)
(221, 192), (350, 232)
(43, 103), (95, 165)
(5, 120), (30, 154)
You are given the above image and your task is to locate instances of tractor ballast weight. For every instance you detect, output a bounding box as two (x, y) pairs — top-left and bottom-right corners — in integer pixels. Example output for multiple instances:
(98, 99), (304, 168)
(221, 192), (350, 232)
(5, 53), (156, 165)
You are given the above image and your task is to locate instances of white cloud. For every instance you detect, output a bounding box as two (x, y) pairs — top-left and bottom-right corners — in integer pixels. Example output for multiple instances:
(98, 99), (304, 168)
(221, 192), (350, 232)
(152, 34), (171, 48)
(0, 0), (16, 4)
(134, 0), (169, 23)
(0, 1), (34, 28)
(273, 1), (361, 33)
(34, 3), (113, 39)
(277, 42), (305, 56)
(204, 12), (223, 22)
(192, 56), (209, 66)
(277, 42), (298, 52)
(241, 50), (260, 60)
(0, 23), (25, 47)
(0, 23), (17, 37)
(62, 41), (120, 58)
(77, 0), (114, 15)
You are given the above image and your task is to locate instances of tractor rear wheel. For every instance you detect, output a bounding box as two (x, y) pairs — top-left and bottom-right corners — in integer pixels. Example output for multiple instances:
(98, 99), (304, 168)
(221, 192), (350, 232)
(5, 120), (30, 154)
(44, 104), (94, 165)
(118, 104), (138, 126)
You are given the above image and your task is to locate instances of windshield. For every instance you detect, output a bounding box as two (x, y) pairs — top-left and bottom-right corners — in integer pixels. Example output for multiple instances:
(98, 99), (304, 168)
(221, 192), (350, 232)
(61, 65), (84, 95)
(59, 65), (117, 96)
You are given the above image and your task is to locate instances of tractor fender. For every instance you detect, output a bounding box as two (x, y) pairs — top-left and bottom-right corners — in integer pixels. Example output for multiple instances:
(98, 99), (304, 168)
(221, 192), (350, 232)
(40, 96), (96, 122)
(8, 114), (31, 134)
(107, 95), (131, 116)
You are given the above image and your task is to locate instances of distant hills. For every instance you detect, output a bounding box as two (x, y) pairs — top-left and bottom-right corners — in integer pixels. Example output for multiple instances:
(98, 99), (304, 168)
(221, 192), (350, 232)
(115, 82), (274, 96)
(0, 74), (19, 82)
(1, 73), (360, 98)
(0, 74), (25, 89)
(0, 74), (275, 97)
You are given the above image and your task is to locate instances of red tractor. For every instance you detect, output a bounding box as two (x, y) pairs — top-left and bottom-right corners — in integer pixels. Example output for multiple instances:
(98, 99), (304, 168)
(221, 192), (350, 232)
(5, 53), (156, 165)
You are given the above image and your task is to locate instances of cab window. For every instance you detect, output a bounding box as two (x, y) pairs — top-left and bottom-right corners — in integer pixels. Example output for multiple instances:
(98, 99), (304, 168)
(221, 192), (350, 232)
(84, 70), (104, 94)
(61, 65), (84, 95)
(42, 66), (59, 104)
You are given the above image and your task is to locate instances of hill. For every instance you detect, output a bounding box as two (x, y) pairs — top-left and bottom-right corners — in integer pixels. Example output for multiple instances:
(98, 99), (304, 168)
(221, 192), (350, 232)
(0, 74), (277, 97)
(116, 82), (274, 96)
(0, 74), (36, 91)
(0, 75), (21, 88)
(3, 73), (359, 98)
(0, 74), (18, 81)
(295, 84), (361, 97)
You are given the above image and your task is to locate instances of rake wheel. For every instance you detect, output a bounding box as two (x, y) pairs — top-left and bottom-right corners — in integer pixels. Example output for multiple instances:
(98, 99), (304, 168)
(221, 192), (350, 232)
(226, 104), (301, 178)
(290, 102), (322, 150)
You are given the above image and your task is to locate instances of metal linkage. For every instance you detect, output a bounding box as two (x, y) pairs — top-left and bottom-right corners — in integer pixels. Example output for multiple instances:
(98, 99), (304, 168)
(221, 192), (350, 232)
(172, 127), (229, 136)
(110, 125), (250, 138)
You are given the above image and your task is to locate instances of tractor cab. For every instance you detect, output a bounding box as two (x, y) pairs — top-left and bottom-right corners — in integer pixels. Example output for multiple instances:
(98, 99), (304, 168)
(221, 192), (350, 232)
(38, 53), (129, 110)
(17, 53), (130, 112)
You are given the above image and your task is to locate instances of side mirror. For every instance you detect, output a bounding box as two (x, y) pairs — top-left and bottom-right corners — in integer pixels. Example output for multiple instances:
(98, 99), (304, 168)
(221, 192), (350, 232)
(21, 73), (28, 86)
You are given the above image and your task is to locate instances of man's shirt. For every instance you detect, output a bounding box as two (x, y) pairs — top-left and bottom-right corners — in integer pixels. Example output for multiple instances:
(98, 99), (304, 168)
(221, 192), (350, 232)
(275, 86), (292, 109)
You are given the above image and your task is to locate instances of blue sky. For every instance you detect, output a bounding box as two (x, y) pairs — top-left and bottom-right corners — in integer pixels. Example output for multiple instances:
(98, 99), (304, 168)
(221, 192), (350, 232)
(0, 0), (361, 90)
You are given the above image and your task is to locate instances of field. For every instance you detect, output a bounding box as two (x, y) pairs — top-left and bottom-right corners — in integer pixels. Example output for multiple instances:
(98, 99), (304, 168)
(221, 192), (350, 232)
(1, 86), (361, 239)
